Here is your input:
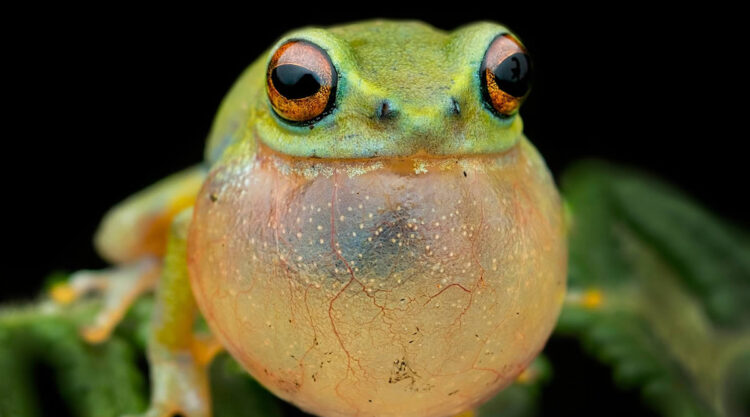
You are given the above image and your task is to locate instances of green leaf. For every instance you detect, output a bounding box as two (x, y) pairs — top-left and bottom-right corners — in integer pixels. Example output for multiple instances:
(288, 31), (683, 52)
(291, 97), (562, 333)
(0, 297), (288, 417)
(0, 302), (146, 417)
(559, 160), (750, 417)
(210, 353), (284, 417)
(476, 355), (551, 417)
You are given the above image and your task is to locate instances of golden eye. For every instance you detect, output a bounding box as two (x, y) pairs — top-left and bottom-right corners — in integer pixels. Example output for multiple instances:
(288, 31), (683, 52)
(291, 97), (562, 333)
(480, 34), (532, 117)
(266, 40), (337, 123)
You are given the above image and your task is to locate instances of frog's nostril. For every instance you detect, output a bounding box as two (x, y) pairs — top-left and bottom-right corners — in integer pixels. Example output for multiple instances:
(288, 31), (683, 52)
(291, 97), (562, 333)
(449, 97), (461, 116)
(375, 99), (398, 120)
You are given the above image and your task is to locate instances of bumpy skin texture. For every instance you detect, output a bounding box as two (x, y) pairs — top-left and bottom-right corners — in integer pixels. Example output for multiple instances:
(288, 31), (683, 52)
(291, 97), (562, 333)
(187, 20), (567, 417)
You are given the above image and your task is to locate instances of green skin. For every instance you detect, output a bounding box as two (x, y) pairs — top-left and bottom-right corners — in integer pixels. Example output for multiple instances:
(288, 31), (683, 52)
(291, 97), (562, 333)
(84, 20), (563, 417)
(206, 21), (523, 162)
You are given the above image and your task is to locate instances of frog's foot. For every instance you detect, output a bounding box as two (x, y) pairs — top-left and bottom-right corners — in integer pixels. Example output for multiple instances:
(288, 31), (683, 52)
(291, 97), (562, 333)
(125, 337), (222, 417)
(51, 257), (161, 343)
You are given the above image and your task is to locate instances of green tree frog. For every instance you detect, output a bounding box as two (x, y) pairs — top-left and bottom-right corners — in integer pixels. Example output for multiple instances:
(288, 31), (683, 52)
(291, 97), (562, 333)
(54, 20), (567, 417)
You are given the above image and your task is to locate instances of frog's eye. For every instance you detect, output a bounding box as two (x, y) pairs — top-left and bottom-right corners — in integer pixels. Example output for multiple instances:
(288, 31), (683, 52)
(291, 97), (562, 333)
(266, 40), (337, 123)
(480, 34), (532, 117)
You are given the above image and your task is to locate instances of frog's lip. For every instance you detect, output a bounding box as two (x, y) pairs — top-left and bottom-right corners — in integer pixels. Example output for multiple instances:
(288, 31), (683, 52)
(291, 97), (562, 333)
(254, 137), (521, 165)
(250, 139), (522, 178)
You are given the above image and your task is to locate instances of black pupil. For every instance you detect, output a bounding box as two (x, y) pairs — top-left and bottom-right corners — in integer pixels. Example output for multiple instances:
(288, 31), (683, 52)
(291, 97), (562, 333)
(271, 64), (322, 99)
(493, 52), (532, 98)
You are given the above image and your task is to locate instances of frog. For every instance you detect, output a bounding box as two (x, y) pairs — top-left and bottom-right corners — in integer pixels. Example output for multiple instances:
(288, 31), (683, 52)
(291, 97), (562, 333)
(53, 20), (567, 417)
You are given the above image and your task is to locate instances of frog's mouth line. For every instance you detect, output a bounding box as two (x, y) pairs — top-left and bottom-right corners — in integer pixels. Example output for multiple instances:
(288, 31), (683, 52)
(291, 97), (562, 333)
(253, 135), (522, 177)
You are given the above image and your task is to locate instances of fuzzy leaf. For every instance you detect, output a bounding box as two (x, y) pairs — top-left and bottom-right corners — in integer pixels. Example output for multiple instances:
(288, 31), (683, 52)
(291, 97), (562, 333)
(0, 298), (287, 417)
(559, 161), (750, 417)
(210, 353), (285, 417)
(0, 302), (146, 417)
(476, 355), (551, 417)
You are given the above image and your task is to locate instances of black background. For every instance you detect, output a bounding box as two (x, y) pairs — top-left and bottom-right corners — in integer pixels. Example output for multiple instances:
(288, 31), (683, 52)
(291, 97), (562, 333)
(3, 5), (746, 416)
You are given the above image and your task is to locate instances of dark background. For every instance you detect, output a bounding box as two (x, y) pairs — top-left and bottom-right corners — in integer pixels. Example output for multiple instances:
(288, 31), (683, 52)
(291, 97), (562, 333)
(3, 5), (745, 416)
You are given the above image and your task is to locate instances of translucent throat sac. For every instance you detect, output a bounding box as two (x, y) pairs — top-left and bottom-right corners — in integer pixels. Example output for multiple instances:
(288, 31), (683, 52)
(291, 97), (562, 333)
(188, 140), (567, 417)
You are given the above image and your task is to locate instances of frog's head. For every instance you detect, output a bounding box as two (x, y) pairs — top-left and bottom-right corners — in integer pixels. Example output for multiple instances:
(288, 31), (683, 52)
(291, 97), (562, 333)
(206, 20), (532, 161)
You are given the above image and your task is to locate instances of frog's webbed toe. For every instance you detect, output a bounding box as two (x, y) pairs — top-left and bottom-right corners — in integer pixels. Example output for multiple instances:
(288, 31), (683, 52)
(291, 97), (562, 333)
(50, 257), (161, 343)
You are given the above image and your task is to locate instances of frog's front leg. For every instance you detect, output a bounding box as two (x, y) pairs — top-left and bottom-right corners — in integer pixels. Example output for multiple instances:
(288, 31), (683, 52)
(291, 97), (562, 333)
(128, 209), (221, 417)
(51, 166), (206, 342)
(52, 258), (162, 342)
